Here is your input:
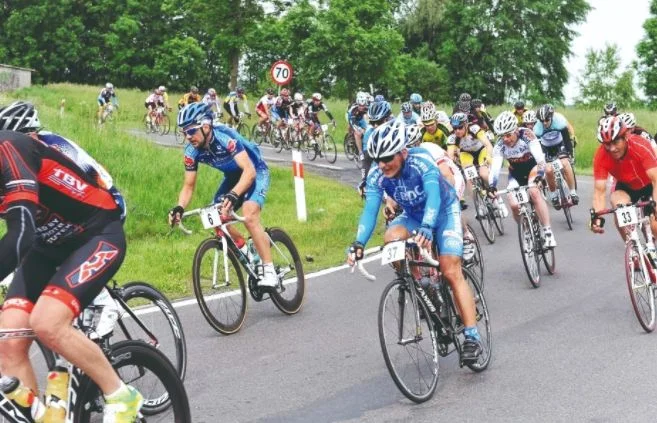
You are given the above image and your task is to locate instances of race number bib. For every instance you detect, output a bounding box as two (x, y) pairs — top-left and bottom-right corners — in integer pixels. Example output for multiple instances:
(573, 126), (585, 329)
(514, 187), (529, 204)
(615, 206), (638, 228)
(381, 240), (406, 265)
(463, 166), (478, 181)
(200, 205), (222, 229)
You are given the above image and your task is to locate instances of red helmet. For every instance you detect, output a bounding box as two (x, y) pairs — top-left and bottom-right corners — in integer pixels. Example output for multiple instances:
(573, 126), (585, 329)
(597, 116), (627, 144)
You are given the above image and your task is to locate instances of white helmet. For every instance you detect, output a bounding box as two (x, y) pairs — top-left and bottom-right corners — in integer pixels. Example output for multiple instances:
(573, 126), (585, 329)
(356, 92), (368, 106)
(405, 124), (424, 147)
(105, 82), (113, 90)
(312, 92), (322, 101)
(208, 88), (216, 96)
(420, 102), (436, 122)
(435, 110), (450, 124)
(618, 112), (636, 129)
(494, 111), (519, 135)
(367, 119), (406, 159)
(522, 110), (537, 124)
(0, 101), (41, 132)
(159, 85), (166, 92)
(294, 92), (304, 102)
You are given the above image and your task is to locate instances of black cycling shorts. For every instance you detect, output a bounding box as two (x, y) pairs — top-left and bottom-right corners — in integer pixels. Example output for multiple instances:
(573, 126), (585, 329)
(509, 157), (538, 187)
(3, 220), (126, 316)
(614, 182), (653, 204)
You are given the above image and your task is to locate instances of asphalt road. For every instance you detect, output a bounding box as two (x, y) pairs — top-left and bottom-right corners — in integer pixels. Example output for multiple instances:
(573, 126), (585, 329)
(143, 130), (657, 422)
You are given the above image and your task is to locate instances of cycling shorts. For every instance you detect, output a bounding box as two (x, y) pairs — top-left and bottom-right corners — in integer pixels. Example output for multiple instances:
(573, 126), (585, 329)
(145, 101), (162, 109)
(459, 147), (488, 167)
(3, 220), (126, 316)
(213, 167), (271, 210)
(543, 144), (569, 161)
(614, 182), (653, 204)
(509, 157), (538, 187)
(97, 99), (107, 106)
(388, 202), (463, 257)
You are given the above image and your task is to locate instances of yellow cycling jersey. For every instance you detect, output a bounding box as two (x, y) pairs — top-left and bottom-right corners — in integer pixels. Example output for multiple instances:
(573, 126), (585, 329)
(178, 93), (202, 107)
(224, 93), (248, 104)
(512, 110), (524, 125)
(421, 127), (447, 148)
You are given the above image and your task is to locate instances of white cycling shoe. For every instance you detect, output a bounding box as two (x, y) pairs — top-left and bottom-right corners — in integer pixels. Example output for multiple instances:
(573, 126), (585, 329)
(543, 231), (557, 249)
(258, 264), (279, 288)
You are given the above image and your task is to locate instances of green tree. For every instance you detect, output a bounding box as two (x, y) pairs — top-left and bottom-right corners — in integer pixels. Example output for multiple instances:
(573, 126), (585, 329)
(637, 0), (657, 107)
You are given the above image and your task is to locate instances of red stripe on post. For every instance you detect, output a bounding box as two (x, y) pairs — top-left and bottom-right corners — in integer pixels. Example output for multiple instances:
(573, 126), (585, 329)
(293, 161), (304, 178)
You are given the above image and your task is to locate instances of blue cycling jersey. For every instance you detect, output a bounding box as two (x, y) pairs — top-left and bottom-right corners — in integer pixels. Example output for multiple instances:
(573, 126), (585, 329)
(184, 124), (267, 173)
(533, 112), (568, 137)
(397, 111), (421, 126)
(355, 149), (459, 246)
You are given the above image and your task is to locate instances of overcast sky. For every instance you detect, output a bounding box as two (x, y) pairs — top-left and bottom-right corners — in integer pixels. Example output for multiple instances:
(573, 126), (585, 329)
(563, 0), (651, 103)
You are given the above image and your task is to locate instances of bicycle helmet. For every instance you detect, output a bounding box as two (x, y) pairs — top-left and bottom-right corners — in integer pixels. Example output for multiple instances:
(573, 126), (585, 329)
(522, 110), (537, 124)
(266, 88), (274, 95)
(0, 101), (42, 132)
(618, 112), (637, 129)
(208, 88), (217, 96)
(457, 100), (471, 113)
(367, 119), (406, 159)
(191, 86), (199, 93)
(458, 92), (472, 102)
(312, 92), (322, 101)
(409, 93), (423, 104)
(536, 104), (555, 121)
(435, 110), (450, 124)
(493, 110), (518, 135)
(368, 101), (392, 122)
(604, 102), (617, 116)
(281, 88), (290, 97)
(450, 112), (468, 128)
(236, 86), (245, 94)
(405, 124), (423, 147)
(514, 100), (525, 110)
(597, 116), (627, 143)
(294, 92), (304, 103)
(472, 98), (483, 109)
(400, 102), (412, 114)
(105, 82), (113, 90)
(177, 102), (213, 128)
(159, 85), (166, 92)
(420, 102), (436, 122)
(374, 94), (385, 103)
(356, 92), (368, 106)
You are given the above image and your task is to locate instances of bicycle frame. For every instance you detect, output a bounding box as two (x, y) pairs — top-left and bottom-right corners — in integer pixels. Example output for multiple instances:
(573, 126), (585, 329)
(548, 157), (571, 205)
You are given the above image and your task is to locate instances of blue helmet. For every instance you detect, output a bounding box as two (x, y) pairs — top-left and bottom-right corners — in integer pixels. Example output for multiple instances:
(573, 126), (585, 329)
(401, 102), (412, 113)
(177, 102), (213, 128)
(374, 94), (385, 102)
(368, 101), (391, 121)
(410, 93), (422, 104)
(450, 112), (468, 128)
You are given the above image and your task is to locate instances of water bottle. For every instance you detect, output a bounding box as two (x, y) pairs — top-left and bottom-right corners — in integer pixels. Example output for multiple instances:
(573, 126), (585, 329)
(44, 365), (69, 423)
(0, 376), (46, 421)
(247, 238), (261, 265)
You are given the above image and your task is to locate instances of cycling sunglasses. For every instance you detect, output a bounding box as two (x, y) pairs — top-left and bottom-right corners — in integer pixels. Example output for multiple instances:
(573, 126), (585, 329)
(374, 154), (396, 164)
(183, 125), (202, 136)
(453, 125), (465, 130)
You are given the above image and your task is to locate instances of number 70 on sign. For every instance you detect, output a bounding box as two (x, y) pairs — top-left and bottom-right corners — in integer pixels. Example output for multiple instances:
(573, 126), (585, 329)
(270, 60), (294, 86)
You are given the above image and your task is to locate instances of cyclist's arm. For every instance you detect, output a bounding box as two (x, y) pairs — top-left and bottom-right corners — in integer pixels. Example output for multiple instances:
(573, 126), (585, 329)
(241, 97), (250, 114)
(527, 136), (546, 166)
(648, 168), (657, 204)
(176, 171), (197, 209)
(488, 146), (504, 186)
(476, 130), (494, 159)
(355, 182), (384, 245)
(232, 151), (256, 197)
(0, 201), (37, 281)
(592, 178), (607, 213)
(111, 93), (118, 106)
(420, 170), (441, 228)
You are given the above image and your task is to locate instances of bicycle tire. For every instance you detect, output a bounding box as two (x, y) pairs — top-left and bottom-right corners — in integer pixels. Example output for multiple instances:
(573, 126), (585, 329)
(560, 184), (573, 231)
(73, 340), (191, 422)
(118, 281), (187, 381)
(192, 238), (248, 335)
(461, 267), (492, 372)
(465, 223), (485, 290)
(159, 115), (170, 136)
(624, 242), (656, 332)
(343, 134), (356, 161)
(238, 121), (251, 140)
(275, 128), (285, 153)
(143, 113), (152, 133)
(304, 135), (317, 161)
(267, 228), (305, 315)
(474, 191), (495, 244)
(252, 123), (264, 145)
(378, 278), (439, 403)
(324, 134), (337, 163)
(518, 212), (541, 288)
(490, 198), (505, 235)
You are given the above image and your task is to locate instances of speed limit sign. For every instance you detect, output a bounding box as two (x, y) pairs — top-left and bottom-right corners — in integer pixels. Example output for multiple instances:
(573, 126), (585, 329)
(270, 60), (294, 86)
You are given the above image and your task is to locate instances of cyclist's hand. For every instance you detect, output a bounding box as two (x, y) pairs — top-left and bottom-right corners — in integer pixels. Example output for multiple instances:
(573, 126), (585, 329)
(383, 199), (400, 221)
(486, 185), (498, 200)
(357, 180), (366, 199)
(533, 168), (545, 186)
(347, 242), (364, 266)
(644, 200), (657, 218)
(589, 209), (605, 234)
(220, 191), (240, 216)
(168, 205), (184, 227)
(414, 225), (434, 250)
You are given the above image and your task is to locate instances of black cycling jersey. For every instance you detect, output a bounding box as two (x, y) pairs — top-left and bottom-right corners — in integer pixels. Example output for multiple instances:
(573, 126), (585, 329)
(306, 99), (334, 121)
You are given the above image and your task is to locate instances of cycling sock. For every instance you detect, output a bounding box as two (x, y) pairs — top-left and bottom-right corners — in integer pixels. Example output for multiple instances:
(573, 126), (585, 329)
(542, 225), (552, 234)
(570, 189), (577, 196)
(105, 382), (128, 399)
(463, 326), (480, 341)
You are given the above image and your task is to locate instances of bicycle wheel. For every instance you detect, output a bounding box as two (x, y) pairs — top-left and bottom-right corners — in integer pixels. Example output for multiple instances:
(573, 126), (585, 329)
(490, 198), (504, 235)
(159, 115), (170, 135)
(304, 135), (317, 161)
(474, 191), (495, 244)
(143, 113), (151, 133)
(378, 278), (439, 403)
(116, 281), (187, 381)
(252, 123), (264, 145)
(343, 134), (356, 160)
(267, 228), (305, 315)
(192, 238), (247, 335)
(518, 212), (541, 288)
(465, 224), (485, 290)
(461, 267), (492, 372)
(323, 134), (337, 163)
(275, 128), (285, 153)
(624, 242), (656, 332)
(73, 340), (191, 422)
(238, 121), (251, 140)
(560, 184), (573, 230)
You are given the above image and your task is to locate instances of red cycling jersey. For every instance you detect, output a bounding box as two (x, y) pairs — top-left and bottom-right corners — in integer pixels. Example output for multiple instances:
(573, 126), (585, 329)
(593, 133), (657, 190)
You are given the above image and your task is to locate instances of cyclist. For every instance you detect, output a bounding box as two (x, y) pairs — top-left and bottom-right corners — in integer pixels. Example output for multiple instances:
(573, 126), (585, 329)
(159, 85), (170, 110)
(223, 87), (250, 126)
(521, 110), (537, 130)
(533, 104), (578, 207)
(453, 92), (471, 114)
(345, 92), (369, 160)
(289, 92), (306, 120)
(255, 88), (276, 129)
(446, 112), (494, 187)
(168, 103), (277, 287)
(97, 82), (118, 124)
(488, 111), (557, 248)
(347, 119), (483, 363)
(144, 88), (165, 127)
(512, 100), (526, 124)
(409, 93), (423, 115)
(178, 86), (202, 109)
(202, 88), (222, 119)
(599, 102), (618, 124)
(271, 88), (293, 130)
(618, 112), (657, 154)
(470, 98), (494, 132)
(305, 92), (336, 139)
(420, 102), (449, 148)
(591, 116), (657, 240)
(0, 104), (142, 422)
(397, 102), (421, 126)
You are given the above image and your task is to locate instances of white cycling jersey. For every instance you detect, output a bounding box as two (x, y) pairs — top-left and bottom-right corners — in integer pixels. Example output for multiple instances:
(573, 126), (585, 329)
(418, 142), (465, 200)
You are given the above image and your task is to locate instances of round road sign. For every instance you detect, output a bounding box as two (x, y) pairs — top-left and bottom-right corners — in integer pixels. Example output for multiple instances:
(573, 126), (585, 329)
(270, 60), (293, 86)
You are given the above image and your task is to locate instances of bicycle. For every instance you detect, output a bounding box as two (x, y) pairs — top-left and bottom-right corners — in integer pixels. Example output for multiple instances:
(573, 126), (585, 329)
(495, 183), (556, 288)
(0, 325), (191, 422)
(463, 165), (504, 244)
(273, 119), (292, 153)
(179, 205), (305, 335)
(354, 239), (492, 403)
(143, 106), (170, 135)
(232, 111), (252, 140)
(343, 128), (361, 168)
(289, 117), (307, 150)
(99, 103), (116, 125)
(547, 156), (575, 230)
(464, 223), (485, 290)
(308, 122), (338, 164)
(251, 118), (274, 146)
(592, 200), (657, 332)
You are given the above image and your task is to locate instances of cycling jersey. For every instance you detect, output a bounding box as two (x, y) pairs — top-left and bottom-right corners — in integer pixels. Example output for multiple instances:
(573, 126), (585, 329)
(178, 92), (201, 108)
(289, 102), (306, 120)
(256, 95), (277, 114)
(512, 110), (525, 125)
(202, 94), (222, 112)
(593, 134), (657, 190)
(421, 127), (447, 147)
(145, 93), (164, 106)
(306, 100), (334, 122)
(223, 92), (250, 118)
(272, 96), (293, 120)
(397, 111), (421, 126)
(97, 88), (117, 106)
(356, 149), (461, 256)
(346, 103), (368, 130)
(489, 128), (545, 188)
(532, 112), (569, 137)
(446, 124), (487, 153)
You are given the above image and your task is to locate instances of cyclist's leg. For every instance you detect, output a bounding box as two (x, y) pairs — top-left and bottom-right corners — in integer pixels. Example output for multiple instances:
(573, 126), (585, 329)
(610, 187), (633, 242)
(97, 100), (105, 121)
(561, 155), (576, 191)
(230, 169), (270, 261)
(505, 177), (521, 223)
(476, 149), (490, 187)
(528, 165), (551, 226)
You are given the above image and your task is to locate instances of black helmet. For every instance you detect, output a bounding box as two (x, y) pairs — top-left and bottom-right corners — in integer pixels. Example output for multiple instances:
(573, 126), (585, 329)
(472, 98), (483, 109)
(236, 86), (245, 94)
(266, 88), (274, 95)
(514, 100), (525, 110)
(537, 104), (555, 121)
(604, 102), (617, 116)
(458, 92), (472, 102)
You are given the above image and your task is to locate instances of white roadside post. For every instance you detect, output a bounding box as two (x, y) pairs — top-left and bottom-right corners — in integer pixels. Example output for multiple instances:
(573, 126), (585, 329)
(292, 150), (307, 222)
